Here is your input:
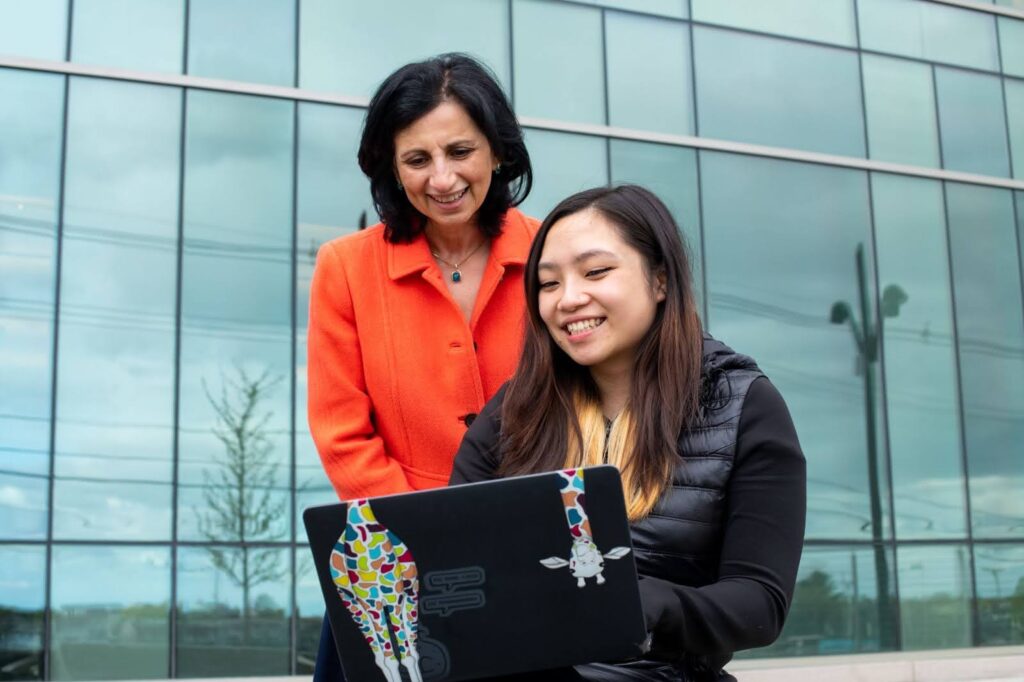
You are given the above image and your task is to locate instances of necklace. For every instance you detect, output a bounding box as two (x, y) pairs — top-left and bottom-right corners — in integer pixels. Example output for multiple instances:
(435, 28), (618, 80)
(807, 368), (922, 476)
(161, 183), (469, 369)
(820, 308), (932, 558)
(429, 239), (488, 283)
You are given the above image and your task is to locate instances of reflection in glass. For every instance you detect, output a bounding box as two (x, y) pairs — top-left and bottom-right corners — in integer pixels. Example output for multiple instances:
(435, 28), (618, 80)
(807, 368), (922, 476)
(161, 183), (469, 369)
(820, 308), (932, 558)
(178, 91), (293, 543)
(50, 545), (170, 680)
(53, 77), (180, 541)
(737, 545), (896, 657)
(300, 0), (510, 98)
(0, 69), (64, 539)
(608, 140), (702, 306)
(858, 0), (999, 72)
(862, 55), (940, 168)
(897, 544), (972, 650)
(1000, 18), (1024, 78)
(872, 174), (966, 540)
(693, 27), (865, 157)
(935, 68), (1011, 178)
(692, 0), (856, 47)
(295, 548), (323, 673)
(70, 0), (184, 73)
(946, 183), (1024, 539)
(177, 546), (290, 677)
(187, 0), (295, 86)
(1006, 78), (1024, 180)
(605, 12), (692, 135)
(518, 129), (607, 220)
(975, 544), (1024, 645)
(0, 545), (45, 680)
(0, 0), (68, 61)
(513, 0), (605, 125)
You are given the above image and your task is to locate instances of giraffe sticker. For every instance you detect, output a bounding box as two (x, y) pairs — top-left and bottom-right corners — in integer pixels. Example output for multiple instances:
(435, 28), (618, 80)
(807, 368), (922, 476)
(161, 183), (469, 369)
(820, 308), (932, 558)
(329, 499), (422, 682)
(540, 469), (632, 588)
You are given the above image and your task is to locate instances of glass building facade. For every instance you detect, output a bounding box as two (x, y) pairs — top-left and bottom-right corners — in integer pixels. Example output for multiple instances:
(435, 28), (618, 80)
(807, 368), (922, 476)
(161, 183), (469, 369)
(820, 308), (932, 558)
(2, 0), (1024, 678)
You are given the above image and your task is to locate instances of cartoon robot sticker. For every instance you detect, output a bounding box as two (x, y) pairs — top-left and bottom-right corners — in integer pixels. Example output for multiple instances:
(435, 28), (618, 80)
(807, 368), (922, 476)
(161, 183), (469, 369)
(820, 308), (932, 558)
(540, 469), (632, 587)
(330, 499), (422, 682)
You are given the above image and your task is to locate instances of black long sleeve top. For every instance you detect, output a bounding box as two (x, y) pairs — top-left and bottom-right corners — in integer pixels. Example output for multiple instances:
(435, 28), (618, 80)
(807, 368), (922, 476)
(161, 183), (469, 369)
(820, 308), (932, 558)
(449, 377), (806, 681)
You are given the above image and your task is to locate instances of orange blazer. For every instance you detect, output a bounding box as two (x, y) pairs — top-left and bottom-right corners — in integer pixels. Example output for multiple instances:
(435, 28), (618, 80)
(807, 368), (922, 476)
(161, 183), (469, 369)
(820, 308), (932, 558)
(307, 208), (539, 500)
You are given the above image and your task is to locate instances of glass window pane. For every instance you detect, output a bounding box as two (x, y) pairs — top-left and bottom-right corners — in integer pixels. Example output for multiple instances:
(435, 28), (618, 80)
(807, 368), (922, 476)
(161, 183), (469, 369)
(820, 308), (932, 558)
(1000, 18), (1024, 77)
(0, 545), (45, 680)
(975, 544), (1024, 645)
(735, 545), (897, 657)
(176, 546), (291, 676)
(572, 0), (686, 18)
(872, 174), (966, 540)
(70, 0), (183, 73)
(294, 102), (370, 537)
(609, 140), (702, 307)
(859, 0), (999, 72)
(0, 69), (64, 540)
(187, 0), (295, 86)
(178, 91), (293, 545)
(897, 545), (973, 650)
(693, 27), (865, 157)
(0, 0), (68, 61)
(692, 0), (856, 47)
(296, 547), (322, 674)
(1007, 77), (1024, 179)
(862, 54), (940, 168)
(513, 0), (605, 125)
(701, 153), (889, 545)
(50, 546), (170, 680)
(945, 183), (1024, 540)
(53, 77), (180, 542)
(936, 67), (1011, 177)
(606, 12), (693, 135)
(300, 0), (510, 98)
(518, 129), (607, 220)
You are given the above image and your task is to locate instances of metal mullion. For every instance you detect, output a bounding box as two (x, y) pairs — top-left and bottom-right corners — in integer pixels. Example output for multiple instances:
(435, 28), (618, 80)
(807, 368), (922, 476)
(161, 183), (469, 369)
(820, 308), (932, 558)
(507, 0), (515, 107)
(601, 7), (612, 185)
(289, 0), (300, 668)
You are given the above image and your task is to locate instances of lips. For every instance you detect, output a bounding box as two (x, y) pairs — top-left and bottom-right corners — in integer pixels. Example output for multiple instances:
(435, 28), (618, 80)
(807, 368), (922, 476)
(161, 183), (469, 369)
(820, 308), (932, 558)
(429, 187), (468, 205)
(564, 318), (605, 336)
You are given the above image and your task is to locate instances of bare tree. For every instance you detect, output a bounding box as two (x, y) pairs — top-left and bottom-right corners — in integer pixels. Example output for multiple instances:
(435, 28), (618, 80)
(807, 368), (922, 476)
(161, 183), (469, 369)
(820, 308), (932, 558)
(196, 366), (287, 639)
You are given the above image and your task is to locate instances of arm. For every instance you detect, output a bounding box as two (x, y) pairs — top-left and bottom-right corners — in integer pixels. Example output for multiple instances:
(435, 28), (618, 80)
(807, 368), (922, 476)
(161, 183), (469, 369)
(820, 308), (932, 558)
(639, 377), (806, 662)
(307, 241), (413, 499)
(448, 384), (507, 485)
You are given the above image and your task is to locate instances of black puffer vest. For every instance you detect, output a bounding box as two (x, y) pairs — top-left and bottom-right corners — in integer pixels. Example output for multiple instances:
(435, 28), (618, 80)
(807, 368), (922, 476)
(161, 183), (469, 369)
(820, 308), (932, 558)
(631, 335), (763, 679)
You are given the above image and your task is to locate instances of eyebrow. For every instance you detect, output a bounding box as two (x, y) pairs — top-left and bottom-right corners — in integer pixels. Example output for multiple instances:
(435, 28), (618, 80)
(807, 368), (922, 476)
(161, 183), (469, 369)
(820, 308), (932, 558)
(537, 248), (618, 270)
(397, 139), (477, 160)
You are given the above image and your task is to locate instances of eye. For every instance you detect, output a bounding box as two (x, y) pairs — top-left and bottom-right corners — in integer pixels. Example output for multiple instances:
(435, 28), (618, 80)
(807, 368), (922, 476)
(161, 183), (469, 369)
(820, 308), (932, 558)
(538, 280), (559, 291)
(450, 147), (473, 159)
(403, 155), (428, 168)
(585, 266), (612, 278)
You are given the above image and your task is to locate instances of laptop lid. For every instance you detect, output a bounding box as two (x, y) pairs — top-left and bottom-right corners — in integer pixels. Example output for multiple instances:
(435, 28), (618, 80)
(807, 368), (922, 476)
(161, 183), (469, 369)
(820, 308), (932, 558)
(303, 465), (647, 681)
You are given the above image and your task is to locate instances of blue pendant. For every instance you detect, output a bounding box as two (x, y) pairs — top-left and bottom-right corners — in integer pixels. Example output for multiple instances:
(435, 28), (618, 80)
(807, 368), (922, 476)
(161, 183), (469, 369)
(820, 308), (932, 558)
(451, 271), (462, 283)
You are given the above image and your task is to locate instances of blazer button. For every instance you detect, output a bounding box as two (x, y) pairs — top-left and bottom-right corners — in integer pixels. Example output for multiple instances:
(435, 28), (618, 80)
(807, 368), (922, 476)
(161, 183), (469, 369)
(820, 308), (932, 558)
(462, 413), (478, 427)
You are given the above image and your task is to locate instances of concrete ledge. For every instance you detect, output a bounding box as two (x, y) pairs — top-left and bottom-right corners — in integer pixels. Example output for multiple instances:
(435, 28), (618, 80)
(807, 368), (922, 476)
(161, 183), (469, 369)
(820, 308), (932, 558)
(729, 646), (1024, 681)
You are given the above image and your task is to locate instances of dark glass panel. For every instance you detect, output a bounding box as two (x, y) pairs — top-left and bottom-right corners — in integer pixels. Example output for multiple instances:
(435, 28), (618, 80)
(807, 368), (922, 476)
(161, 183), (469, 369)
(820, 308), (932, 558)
(897, 544), (973, 650)
(0, 545), (45, 680)
(862, 54), (940, 168)
(0, 0), (68, 61)
(605, 11), (693, 135)
(295, 547), (322, 674)
(945, 183), (1024, 539)
(70, 0), (184, 73)
(177, 91), (293, 544)
(176, 546), (291, 676)
(693, 26), (865, 157)
(872, 174), (966, 540)
(975, 543), (1024, 645)
(50, 545), (171, 680)
(518, 129), (608, 221)
(187, 0), (295, 86)
(0, 69), (64, 539)
(53, 77), (180, 541)
(513, 0), (605, 125)
(935, 67), (1011, 177)
(1007, 78), (1024, 179)
(299, 0), (509, 98)
(692, 0), (856, 46)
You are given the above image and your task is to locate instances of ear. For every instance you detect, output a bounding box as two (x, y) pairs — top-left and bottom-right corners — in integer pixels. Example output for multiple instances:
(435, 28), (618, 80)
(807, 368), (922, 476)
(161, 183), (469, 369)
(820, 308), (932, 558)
(654, 270), (667, 302)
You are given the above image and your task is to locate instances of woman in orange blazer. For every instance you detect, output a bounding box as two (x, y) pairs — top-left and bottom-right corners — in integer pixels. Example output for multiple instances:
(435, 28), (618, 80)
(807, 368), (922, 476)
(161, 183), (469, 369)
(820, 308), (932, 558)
(307, 53), (537, 680)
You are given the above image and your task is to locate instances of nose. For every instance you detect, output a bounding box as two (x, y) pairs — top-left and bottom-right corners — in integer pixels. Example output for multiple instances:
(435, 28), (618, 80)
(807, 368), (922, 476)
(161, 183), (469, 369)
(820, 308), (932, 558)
(557, 277), (589, 311)
(428, 158), (456, 191)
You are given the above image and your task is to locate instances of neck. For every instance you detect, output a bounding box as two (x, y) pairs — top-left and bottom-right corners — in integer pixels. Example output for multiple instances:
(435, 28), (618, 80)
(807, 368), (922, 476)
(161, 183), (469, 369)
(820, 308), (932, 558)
(424, 221), (487, 259)
(590, 364), (632, 421)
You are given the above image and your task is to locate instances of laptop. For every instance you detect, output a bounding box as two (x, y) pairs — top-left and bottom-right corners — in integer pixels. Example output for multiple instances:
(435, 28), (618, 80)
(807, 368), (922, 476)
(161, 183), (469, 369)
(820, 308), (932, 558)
(303, 465), (647, 681)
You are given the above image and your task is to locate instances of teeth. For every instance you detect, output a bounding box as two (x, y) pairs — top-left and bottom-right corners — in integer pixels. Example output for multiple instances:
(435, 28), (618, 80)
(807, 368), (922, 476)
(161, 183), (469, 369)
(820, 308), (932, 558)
(566, 319), (603, 335)
(432, 188), (467, 204)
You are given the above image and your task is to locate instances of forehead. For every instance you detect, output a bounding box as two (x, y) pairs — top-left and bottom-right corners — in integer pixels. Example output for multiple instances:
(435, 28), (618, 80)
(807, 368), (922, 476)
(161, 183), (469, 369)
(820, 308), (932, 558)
(540, 209), (630, 261)
(393, 100), (487, 151)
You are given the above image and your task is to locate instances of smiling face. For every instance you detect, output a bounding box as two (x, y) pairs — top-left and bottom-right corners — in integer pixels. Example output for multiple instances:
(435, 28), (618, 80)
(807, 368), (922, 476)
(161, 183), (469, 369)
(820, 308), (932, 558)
(537, 209), (666, 382)
(393, 100), (499, 233)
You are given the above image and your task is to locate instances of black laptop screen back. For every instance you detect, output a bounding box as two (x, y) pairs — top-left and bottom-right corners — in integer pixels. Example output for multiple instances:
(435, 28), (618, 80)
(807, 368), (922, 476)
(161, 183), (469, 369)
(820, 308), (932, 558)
(303, 466), (646, 681)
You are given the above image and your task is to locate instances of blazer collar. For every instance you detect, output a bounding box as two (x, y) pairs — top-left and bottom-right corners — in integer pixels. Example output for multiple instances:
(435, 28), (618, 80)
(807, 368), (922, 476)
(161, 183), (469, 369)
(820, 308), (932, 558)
(386, 209), (533, 280)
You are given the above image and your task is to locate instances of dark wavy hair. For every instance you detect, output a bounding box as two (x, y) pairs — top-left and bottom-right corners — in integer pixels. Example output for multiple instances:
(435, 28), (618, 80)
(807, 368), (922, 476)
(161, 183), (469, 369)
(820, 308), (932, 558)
(499, 185), (704, 519)
(357, 53), (533, 243)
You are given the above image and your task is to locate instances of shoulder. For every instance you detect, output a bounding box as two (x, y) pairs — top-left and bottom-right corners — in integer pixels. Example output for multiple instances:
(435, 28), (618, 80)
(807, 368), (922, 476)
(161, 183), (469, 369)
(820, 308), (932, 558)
(317, 223), (387, 267)
(503, 207), (541, 238)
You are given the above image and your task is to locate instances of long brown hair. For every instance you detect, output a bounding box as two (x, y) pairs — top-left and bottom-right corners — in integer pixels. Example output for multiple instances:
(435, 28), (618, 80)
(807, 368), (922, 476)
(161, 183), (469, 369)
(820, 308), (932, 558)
(499, 185), (704, 520)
